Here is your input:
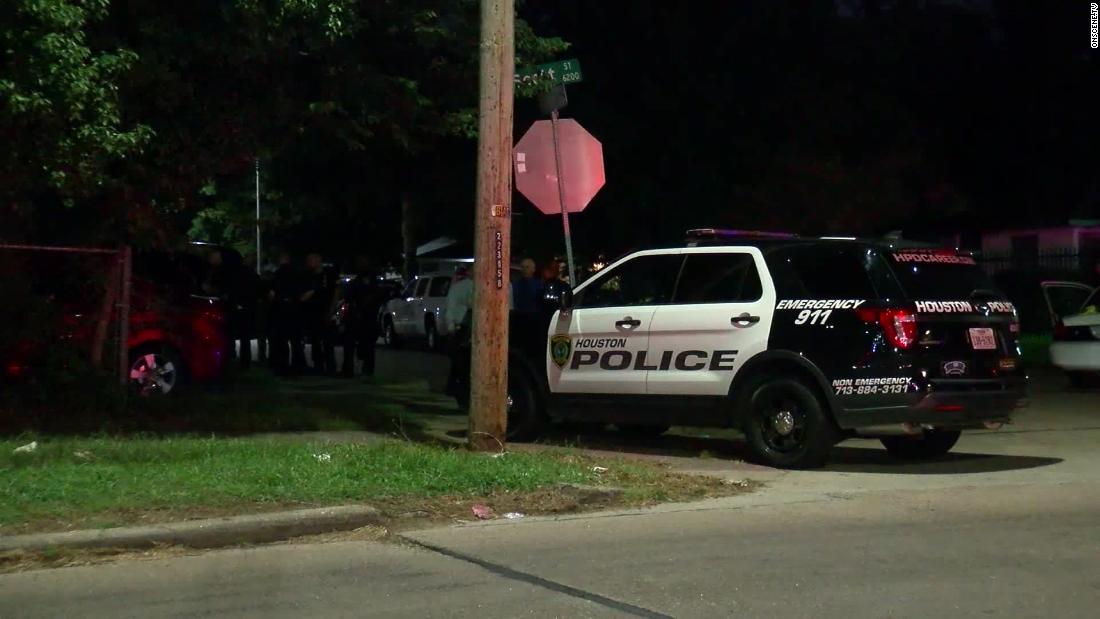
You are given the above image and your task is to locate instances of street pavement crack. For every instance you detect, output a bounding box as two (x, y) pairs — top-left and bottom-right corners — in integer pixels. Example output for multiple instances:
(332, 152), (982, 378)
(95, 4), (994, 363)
(400, 536), (674, 618)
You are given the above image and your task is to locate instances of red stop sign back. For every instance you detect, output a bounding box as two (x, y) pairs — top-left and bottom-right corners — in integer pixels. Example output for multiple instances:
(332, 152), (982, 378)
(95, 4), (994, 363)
(514, 119), (605, 215)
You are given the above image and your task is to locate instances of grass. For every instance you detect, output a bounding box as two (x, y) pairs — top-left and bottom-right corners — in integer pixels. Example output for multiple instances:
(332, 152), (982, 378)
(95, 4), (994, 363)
(0, 436), (740, 535)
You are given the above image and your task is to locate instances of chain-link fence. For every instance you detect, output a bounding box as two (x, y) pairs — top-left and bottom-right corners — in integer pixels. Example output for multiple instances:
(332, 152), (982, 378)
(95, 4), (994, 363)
(0, 244), (131, 389)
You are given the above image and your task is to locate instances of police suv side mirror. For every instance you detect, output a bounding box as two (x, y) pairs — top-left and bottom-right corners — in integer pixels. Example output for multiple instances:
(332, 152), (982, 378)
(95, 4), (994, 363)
(542, 280), (573, 311)
(560, 288), (573, 310)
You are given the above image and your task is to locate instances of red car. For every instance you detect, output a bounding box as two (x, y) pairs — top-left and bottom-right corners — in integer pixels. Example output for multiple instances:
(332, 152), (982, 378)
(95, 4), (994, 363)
(123, 277), (227, 394)
(3, 251), (227, 395)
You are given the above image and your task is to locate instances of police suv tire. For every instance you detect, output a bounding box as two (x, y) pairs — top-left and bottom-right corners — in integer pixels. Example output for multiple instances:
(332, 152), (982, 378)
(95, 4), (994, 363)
(880, 430), (961, 459)
(506, 368), (545, 442)
(743, 378), (836, 469)
(616, 424), (670, 438)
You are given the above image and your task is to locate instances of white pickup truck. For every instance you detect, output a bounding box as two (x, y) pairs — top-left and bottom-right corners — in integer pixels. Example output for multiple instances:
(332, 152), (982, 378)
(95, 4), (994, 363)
(380, 272), (455, 350)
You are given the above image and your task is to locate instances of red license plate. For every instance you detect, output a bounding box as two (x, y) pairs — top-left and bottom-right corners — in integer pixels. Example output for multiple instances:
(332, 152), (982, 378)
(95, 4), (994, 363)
(969, 327), (997, 350)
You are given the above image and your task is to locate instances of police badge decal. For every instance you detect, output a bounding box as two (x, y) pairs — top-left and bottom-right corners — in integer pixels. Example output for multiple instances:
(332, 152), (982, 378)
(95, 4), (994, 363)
(550, 334), (572, 368)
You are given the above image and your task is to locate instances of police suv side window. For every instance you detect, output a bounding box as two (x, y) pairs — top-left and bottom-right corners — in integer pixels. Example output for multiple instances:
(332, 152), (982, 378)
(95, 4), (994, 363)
(770, 246), (879, 299)
(674, 253), (762, 303)
(415, 278), (430, 297)
(574, 254), (684, 309)
(402, 280), (417, 298)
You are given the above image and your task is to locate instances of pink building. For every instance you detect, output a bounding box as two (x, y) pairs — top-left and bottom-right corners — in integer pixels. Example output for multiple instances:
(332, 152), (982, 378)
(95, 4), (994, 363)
(980, 222), (1100, 274)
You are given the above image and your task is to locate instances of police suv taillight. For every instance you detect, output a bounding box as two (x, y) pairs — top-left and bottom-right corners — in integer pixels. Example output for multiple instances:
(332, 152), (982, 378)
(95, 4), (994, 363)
(857, 306), (918, 350)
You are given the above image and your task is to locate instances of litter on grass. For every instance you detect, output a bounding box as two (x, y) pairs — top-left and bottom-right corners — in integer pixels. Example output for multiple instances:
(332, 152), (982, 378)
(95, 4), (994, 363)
(13, 441), (37, 454)
(471, 504), (495, 519)
(503, 512), (525, 520)
(313, 453), (332, 463)
(592, 465), (609, 474)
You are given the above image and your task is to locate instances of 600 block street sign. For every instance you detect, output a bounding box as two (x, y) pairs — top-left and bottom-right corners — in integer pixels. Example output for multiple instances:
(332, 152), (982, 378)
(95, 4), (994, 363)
(513, 119), (605, 214)
(514, 58), (582, 92)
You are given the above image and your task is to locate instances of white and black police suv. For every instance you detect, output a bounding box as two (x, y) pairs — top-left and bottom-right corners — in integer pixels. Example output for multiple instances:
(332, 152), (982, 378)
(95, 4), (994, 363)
(456, 229), (1027, 469)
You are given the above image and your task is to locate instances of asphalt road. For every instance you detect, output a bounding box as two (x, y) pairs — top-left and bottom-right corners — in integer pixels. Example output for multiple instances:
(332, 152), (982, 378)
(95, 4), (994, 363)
(3, 356), (1099, 618)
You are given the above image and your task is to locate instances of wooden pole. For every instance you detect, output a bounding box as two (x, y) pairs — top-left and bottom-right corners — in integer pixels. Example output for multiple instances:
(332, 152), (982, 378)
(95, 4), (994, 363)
(118, 245), (132, 386)
(468, 0), (514, 451)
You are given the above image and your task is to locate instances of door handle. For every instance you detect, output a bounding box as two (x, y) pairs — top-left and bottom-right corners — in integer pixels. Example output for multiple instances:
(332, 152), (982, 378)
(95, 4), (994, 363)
(731, 314), (761, 326)
(615, 317), (642, 329)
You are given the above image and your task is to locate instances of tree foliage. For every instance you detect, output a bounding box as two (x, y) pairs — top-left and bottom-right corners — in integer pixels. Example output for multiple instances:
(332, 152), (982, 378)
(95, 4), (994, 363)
(3, 0), (567, 255)
(1, 0), (151, 212)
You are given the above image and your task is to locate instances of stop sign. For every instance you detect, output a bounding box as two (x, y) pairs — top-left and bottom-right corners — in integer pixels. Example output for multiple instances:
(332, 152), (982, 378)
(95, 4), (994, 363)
(514, 119), (605, 214)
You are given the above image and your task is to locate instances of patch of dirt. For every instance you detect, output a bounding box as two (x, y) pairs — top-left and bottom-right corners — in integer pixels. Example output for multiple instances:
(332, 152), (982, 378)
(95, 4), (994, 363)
(374, 472), (759, 528)
(0, 544), (202, 574)
(0, 525), (392, 574)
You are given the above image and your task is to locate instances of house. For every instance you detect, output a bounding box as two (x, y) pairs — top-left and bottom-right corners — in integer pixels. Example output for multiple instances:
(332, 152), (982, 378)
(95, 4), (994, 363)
(413, 236), (473, 275)
(980, 220), (1100, 274)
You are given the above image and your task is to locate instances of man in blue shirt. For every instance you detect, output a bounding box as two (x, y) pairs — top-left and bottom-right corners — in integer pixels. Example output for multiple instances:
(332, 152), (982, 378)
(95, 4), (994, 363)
(511, 258), (545, 314)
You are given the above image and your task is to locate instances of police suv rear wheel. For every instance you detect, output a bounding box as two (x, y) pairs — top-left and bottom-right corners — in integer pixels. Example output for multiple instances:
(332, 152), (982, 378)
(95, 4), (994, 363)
(880, 429), (960, 459)
(506, 369), (545, 442)
(743, 378), (836, 469)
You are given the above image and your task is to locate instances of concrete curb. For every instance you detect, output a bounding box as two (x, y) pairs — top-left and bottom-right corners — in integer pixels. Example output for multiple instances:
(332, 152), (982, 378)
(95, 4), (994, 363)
(0, 505), (384, 553)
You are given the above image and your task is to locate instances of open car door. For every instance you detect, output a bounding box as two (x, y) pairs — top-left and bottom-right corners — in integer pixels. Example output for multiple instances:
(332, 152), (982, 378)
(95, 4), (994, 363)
(1040, 281), (1096, 327)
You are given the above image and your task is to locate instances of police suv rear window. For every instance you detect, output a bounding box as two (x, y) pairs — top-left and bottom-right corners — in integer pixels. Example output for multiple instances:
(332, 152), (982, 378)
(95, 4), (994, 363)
(768, 246), (879, 299)
(674, 253), (762, 303)
(887, 251), (1000, 299)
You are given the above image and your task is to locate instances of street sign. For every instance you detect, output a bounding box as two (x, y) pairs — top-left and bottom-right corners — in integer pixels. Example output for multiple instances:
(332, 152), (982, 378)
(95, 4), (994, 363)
(514, 117), (605, 285)
(514, 58), (583, 91)
(538, 84), (568, 116)
(514, 119), (605, 215)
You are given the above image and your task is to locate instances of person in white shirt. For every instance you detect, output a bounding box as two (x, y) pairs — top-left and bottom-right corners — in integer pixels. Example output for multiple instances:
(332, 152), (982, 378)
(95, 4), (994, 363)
(445, 264), (514, 333)
(445, 266), (475, 334)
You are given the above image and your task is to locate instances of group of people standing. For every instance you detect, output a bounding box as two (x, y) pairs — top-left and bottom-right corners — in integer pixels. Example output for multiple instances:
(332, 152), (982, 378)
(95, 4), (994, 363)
(204, 248), (570, 390)
(203, 249), (384, 379)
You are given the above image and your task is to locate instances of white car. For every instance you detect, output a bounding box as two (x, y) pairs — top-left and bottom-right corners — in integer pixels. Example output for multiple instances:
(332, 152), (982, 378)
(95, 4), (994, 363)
(380, 272), (455, 350)
(1041, 281), (1100, 386)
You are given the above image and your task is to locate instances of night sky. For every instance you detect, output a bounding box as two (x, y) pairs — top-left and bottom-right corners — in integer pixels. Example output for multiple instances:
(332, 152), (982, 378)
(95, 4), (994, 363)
(506, 0), (1099, 258)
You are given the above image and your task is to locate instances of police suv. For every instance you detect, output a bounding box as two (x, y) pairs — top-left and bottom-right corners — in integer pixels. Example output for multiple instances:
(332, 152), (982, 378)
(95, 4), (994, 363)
(461, 229), (1027, 469)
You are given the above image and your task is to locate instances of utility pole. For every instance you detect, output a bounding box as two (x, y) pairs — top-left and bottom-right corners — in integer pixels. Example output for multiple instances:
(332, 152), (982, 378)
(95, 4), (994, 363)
(468, 0), (514, 451)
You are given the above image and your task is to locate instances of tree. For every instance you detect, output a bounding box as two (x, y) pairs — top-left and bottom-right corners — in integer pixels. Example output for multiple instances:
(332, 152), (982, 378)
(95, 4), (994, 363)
(1, 0), (150, 236)
(105, 0), (566, 263)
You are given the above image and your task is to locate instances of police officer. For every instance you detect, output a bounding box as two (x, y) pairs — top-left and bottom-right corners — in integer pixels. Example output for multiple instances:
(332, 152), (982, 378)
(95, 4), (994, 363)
(268, 252), (303, 376)
(341, 256), (384, 378)
(300, 253), (337, 374)
(227, 252), (261, 369)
